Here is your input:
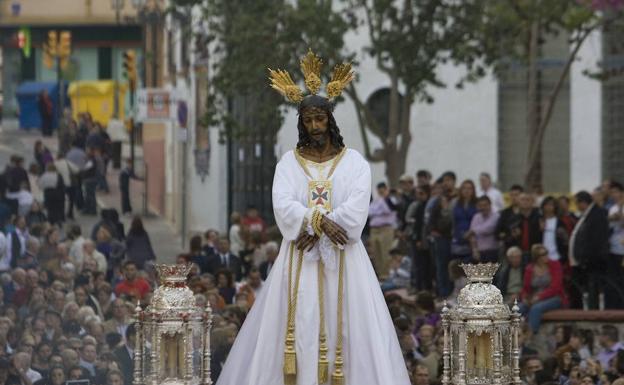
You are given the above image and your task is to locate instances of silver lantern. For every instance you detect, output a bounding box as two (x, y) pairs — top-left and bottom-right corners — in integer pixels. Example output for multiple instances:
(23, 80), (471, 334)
(442, 263), (521, 385)
(133, 263), (213, 385)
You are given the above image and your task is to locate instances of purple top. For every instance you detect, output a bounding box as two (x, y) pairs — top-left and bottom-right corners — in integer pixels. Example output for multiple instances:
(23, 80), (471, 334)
(597, 341), (624, 369)
(368, 197), (397, 228)
(470, 211), (500, 251)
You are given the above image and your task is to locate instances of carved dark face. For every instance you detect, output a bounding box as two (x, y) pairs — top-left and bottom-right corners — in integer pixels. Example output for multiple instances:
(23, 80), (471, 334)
(302, 107), (329, 146)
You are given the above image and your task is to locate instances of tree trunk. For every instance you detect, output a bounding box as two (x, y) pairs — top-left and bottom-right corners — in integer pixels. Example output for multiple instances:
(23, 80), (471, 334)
(524, 20), (542, 190)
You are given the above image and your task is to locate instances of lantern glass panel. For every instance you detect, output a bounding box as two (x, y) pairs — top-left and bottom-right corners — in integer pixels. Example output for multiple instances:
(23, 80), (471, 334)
(160, 331), (185, 380)
(466, 331), (492, 380)
(192, 324), (202, 378)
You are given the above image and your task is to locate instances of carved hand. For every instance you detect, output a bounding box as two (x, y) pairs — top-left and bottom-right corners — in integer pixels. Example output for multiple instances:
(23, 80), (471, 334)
(295, 230), (319, 251)
(320, 216), (348, 246)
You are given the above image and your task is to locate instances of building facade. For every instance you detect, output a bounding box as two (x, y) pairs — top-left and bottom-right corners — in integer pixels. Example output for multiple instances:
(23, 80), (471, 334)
(0, 0), (143, 118)
(163, 4), (618, 238)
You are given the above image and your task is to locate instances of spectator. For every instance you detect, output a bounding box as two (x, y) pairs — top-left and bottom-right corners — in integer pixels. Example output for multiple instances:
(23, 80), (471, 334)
(467, 195), (500, 263)
(188, 235), (209, 274)
(55, 152), (77, 220)
(6, 182), (34, 219)
(440, 171), (458, 200)
(208, 238), (242, 281)
(520, 244), (566, 333)
(38, 90), (54, 137)
(596, 325), (623, 370)
(114, 261), (150, 302)
(79, 342), (97, 377)
(558, 196), (578, 236)
(119, 158), (141, 215)
(497, 184), (524, 250)
(241, 206), (266, 235)
(216, 270), (236, 304)
(569, 191), (609, 309)
(540, 196), (569, 263)
(496, 246), (526, 304)
(428, 184), (453, 298)
(125, 216), (155, 270)
(607, 181), (624, 308)
(397, 174), (416, 231)
(112, 324), (135, 385)
(258, 241), (277, 280)
(412, 364), (430, 385)
(25, 201), (46, 228)
(5, 156), (30, 194)
(82, 240), (107, 274)
(81, 148), (98, 215)
(34, 364), (65, 385)
(203, 229), (219, 257)
(228, 212), (244, 257)
(106, 369), (124, 385)
(405, 185), (431, 290)
(416, 169), (432, 188)
(381, 248), (412, 292)
(478, 172), (504, 212)
(68, 224), (86, 269)
(368, 182), (398, 278)
(451, 179), (477, 261)
(102, 299), (129, 339)
(516, 193), (542, 255)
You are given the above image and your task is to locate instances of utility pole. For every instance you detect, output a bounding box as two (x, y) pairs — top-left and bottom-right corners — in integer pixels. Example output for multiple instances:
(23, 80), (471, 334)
(123, 49), (137, 167)
(43, 30), (71, 137)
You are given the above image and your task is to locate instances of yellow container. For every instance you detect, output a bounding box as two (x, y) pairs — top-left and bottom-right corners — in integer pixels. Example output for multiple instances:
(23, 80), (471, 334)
(68, 80), (127, 126)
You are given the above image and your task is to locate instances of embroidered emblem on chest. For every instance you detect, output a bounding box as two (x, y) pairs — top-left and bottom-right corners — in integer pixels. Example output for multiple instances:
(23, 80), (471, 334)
(308, 180), (332, 211)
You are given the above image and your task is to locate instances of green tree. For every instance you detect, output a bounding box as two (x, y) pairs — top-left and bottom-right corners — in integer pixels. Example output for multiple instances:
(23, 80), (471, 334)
(457, 0), (624, 189)
(342, 0), (478, 186)
(186, 0), (352, 141)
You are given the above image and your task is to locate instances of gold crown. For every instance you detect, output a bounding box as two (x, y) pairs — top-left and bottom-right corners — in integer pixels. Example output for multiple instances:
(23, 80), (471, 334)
(461, 263), (499, 283)
(155, 263), (192, 284)
(268, 49), (355, 103)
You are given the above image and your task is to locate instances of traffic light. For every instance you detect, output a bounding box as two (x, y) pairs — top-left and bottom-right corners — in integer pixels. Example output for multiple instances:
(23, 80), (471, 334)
(59, 31), (71, 58)
(46, 30), (57, 56)
(17, 30), (25, 49)
(43, 30), (57, 69)
(123, 49), (137, 89)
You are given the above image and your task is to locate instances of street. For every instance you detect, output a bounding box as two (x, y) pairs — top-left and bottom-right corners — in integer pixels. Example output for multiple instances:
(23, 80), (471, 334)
(0, 122), (181, 264)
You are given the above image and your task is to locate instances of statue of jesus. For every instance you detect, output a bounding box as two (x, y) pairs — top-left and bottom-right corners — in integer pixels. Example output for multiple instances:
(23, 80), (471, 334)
(216, 51), (410, 385)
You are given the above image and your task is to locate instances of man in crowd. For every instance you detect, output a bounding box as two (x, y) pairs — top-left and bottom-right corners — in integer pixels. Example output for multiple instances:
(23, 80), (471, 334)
(478, 172), (504, 212)
(208, 238), (242, 281)
(569, 191), (609, 309)
(114, 261), (151, 302)
(597, 325), (623, 369)
(497, 185), (524, 251)
(368, 181), (398, 278)
(607, 182), (624, 308)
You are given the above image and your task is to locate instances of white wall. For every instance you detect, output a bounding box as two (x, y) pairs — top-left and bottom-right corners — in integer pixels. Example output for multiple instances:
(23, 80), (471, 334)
(570, 29), (602, 192)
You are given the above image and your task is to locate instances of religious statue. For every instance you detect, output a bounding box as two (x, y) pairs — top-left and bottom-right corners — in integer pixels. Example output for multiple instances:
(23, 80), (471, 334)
(215, 50), (410, 385)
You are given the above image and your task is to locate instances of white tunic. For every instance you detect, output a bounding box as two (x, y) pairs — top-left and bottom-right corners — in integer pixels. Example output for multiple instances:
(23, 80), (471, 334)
(216, 148), (410, 385)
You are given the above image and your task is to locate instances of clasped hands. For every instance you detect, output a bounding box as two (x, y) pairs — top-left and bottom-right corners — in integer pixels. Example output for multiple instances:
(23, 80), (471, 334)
(295, 215), (348, 251)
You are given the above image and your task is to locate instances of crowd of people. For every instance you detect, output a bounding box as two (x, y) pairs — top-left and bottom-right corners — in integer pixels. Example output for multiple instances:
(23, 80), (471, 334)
(362, 170), (624, 384)
(1, 117), (624, 385)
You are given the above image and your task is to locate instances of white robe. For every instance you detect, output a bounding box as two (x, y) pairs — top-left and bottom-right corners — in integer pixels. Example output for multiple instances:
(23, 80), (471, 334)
(216, 148), (410, 385)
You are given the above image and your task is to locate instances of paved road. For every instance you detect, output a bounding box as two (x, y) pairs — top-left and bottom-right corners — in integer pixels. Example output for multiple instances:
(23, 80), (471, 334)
(0, 123), (181, 264)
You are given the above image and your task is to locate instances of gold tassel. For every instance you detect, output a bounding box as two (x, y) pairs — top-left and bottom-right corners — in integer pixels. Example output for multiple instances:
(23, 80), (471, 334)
(318, 337), (329, 383)
(283, 331), (297, 376)
(331, 355), (345, 385)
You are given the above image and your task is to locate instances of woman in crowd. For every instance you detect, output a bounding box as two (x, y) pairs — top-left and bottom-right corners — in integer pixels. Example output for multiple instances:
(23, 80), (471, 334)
(34, 140), (54, 174)
(125, 216), (156, 270)
(33, 365), (66, 385)
(520, 244), (567, 333)
(540, 196), (569, 262)
(38, 163), (65, 225)
(216, 269), (236, 304)
(451, 179), (477, 261)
